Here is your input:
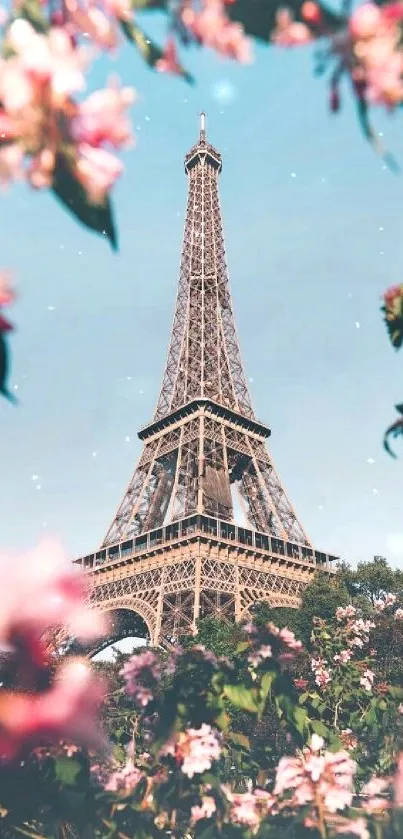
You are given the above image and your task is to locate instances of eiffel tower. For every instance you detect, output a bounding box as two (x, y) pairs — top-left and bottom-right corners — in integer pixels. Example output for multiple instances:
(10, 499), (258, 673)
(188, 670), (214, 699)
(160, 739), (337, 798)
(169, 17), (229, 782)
(74, 114), (337, 652)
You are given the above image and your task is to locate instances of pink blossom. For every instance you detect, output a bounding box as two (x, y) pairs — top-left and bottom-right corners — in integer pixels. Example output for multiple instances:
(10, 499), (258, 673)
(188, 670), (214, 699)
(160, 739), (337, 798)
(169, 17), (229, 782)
(333, 649), (352, 664)
(272, 9), (313, 46)
(170, 724), (221, 778)
(0, 144), (24, 185)
(0, 540), (107, 646)
(275, 740), (356, 815)
(248, 644), (272, 667)
(191, 795), (216, 822)
(395, 608), (403, 619)
(349, 3), (381, 40)
(72, 81), (135, 149)
(156, 37), (184, 77)
(0, 658), (106, 759)
(104, 758), (143, 793)
(361, 776), (390, 812)
(360, 669), (375, 692)
(0, 271), (15, 306)
(384, 284), (403, 306)
(395, 753), (403, 806)
(279, 627), (303, 651)
(374, 598), (386, 611)
(336, 606), (357, 621)
(181, 0), (251, 63)
(121, 649), (160, 707)
(334, 817), (370, 839)
(75, 143), (123, 203)
(5, 20), (87, 102)
(225, 789), (276, 831)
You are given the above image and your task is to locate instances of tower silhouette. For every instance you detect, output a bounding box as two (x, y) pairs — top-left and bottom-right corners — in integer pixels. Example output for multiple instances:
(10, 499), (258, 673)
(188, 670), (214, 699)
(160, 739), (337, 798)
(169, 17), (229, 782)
(74, 116), (337, 651)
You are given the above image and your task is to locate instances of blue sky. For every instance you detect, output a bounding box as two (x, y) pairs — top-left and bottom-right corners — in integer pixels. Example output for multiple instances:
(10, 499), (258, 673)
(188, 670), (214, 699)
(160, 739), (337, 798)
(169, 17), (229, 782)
(1, 19), (403, 569)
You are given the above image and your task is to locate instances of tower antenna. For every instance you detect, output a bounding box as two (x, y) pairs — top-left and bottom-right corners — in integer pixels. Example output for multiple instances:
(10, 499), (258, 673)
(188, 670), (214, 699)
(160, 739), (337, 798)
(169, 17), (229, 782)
(200, 111), (206, 141)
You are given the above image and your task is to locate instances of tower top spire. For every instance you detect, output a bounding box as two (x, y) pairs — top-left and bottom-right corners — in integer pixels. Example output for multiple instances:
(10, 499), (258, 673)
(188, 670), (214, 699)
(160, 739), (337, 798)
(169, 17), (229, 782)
(200, 111), (206, 142)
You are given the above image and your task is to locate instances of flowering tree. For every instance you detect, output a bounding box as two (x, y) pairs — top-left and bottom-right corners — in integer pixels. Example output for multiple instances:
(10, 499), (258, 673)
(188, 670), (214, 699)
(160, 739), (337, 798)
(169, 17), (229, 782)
(2, 544), (403, 838)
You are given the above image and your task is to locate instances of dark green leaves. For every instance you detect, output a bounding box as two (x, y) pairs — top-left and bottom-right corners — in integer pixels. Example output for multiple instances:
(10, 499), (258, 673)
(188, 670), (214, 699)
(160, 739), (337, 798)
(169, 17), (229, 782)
(222, 683), (260, 713)
(54, 756), (82, 787)
(52, 152), (118, 250)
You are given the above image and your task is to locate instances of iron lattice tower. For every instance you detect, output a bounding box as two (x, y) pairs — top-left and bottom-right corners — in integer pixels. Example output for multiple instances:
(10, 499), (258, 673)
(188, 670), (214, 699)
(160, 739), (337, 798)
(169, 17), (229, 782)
(75, 115), (337, 652)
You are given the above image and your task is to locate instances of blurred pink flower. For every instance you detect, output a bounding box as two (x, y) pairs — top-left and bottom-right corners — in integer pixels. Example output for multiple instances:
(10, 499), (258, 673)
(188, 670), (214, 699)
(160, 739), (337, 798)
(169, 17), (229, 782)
(75, 143), (123, 203)
(104, 758), (143, 793)
(0, 658), (106, 759)
(5, 20), (87, 102)
(349, 3), (381, 39)
(336, 606), (356, 621)
(395, 608), (403, 619)
(334, 817), (370, 839)
(0, 271), (16, 306)
(333, 649), (352, 664)
(174, 724), (221, 778)
(156, 37), (183, 76)
(72, 80), (135, 149)
(271, 8), (313, 46)
(0, 540), (107, 647)
(182, 0), (251, 62)
(360, 668), (375, 692)
(395, 753), (403, 806)
(121, 649), (160, 707)
(191, 795), (216, 822)
(225, 789), (276, 832)
(275, 737), (356, 815)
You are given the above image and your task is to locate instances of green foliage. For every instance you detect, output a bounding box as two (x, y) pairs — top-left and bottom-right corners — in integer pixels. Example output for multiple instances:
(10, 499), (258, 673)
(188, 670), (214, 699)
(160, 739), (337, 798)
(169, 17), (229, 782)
(52, 152), (118, 250)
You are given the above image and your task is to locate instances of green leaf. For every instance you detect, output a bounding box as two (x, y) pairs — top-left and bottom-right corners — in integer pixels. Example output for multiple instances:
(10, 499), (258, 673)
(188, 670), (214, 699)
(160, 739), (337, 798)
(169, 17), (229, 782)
(227, 732), (250, 749)
(260, 671), (274, 704)
(120, 18), (163, 66)
(293, 706), (308, 736)
(52, 152), (118, 250)
(311, 720), (329, 738)
(54, 756), (81, 787)
(223, 683), (260, 713)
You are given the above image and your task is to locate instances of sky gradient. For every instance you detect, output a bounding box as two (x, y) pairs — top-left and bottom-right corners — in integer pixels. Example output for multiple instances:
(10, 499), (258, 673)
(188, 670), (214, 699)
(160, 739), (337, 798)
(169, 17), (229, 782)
(1, 22), (403, 569)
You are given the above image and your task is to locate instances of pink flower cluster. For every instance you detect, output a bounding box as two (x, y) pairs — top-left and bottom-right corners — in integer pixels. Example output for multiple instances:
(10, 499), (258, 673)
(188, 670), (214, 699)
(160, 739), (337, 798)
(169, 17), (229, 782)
(104, 758), (143, 793)
(274, 734), (356, 816)
(181, 0), (251, 62)
(224, 788), (277, 832)
(335, 606), (375, 649)
(0, 541), (107, 759)
(360, 668), (375, 692)
(0, 271), (15, 335)
(271, 7), (314, 47)
(383, 284), (403, 311)
(246, 621), (303, 669)
(0, 17), (134, 202)
(191, 795), (216, 823)
(161, 724), (221, 778)
(374, 592), (397, 611)
(121, 649), (160, 707)
(347, 2), (403, 108)
(311, 656), (332, 687)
